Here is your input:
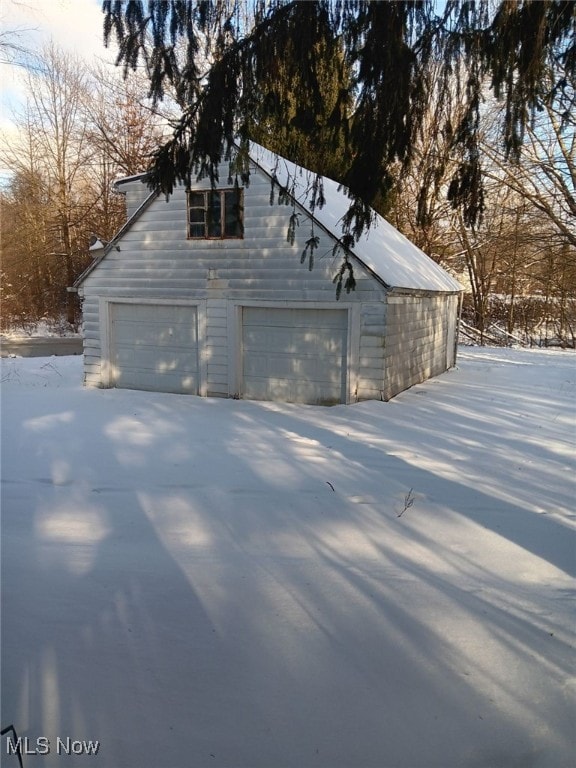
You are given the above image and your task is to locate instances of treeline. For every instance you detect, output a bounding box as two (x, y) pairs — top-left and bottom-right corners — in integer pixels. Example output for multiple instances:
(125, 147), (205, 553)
(0, 45), (168, 330)
(1, 28), (574, 345)
(388, 83), (576, 348)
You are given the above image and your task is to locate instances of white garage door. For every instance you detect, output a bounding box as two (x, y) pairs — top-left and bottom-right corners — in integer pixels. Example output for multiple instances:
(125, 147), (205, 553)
(242, 307), (348, 405)
(110, 303), (199, 394)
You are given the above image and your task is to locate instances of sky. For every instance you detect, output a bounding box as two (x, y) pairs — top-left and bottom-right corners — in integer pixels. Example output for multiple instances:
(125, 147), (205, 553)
(0, 0), (117, 179)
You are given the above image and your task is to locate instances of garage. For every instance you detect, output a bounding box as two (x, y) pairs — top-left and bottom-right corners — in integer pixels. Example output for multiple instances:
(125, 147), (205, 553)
(242, 307), (348, 405)
(76, 143), (462, 403)
(109, 303), (199, 394)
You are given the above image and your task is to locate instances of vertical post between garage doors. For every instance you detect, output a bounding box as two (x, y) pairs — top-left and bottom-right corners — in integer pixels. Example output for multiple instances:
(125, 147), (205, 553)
(227, 301), (361, 405)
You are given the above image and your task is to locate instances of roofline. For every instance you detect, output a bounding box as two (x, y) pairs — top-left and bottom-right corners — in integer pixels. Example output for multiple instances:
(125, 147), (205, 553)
(113, 173), (150, 188)
(72, 145), (463, 295)
(111, 146), (393, 291)
(388, 286), (462, 297)
(72, 188), (160, 290)
(248, 142), (463, 293)
(248, 152), (392, 292)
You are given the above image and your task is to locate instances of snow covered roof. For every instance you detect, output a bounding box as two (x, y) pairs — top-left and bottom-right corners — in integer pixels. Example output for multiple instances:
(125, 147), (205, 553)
(249, 143), (462, 293)
(113, 173), (149, 187)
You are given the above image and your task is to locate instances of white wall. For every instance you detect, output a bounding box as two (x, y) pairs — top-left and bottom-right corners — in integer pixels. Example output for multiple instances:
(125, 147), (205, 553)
(80, 160), (459, 402)
(382, 293), (459, 400)
(80, 161), (388, 399)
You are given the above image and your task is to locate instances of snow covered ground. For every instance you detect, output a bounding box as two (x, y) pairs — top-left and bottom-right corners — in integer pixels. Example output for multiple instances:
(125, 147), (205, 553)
(1, 348), (574, 768)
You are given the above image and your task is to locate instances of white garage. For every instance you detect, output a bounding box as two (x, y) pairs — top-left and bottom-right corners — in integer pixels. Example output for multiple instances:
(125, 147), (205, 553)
(242, 307), (348, 405)
(109, 302), (199, 394)
(74, 142), (462, 404)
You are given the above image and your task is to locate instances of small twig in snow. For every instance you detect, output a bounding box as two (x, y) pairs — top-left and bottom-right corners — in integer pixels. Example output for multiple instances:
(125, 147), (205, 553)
(41, 362), (62, 376)
(397, 488), (415, 517)
(1, 362), (21, 384)
(326, 481), (335, 492)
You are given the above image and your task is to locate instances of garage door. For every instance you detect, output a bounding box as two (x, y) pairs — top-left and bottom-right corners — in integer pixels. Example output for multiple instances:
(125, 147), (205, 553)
(242, 307), (348, 405)
(109, 303), (199, 394)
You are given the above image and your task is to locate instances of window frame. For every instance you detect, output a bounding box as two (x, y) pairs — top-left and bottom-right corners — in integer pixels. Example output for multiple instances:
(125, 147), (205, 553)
(187, 188), (244, 240)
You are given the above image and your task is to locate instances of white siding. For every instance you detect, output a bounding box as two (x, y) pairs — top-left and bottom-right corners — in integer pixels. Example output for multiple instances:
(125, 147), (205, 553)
(355, 302), (387, 401)
(82, 170), (383, 303)
(382, 294), (458, 401)
(79, 159), (460, 402)
(80, 161), (387, 399)
(205, 297), (228, 397)
(121, 179), (152, 219)
(81, 297), (102, 388)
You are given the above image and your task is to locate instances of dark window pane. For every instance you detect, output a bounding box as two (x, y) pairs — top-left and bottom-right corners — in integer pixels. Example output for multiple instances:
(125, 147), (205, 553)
(224, 189), (243, 237)
(207, 221), (222, 237)
(207, 191), (222, 237)
(188, 223), (205, 238)
(188, 208), (205, 224)
(189, 192), (205, 208)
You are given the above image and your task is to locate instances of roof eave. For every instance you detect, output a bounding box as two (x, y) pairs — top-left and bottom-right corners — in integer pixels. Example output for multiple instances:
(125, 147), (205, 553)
(113, 173), (150, 190)
(73, 187), (160, 290)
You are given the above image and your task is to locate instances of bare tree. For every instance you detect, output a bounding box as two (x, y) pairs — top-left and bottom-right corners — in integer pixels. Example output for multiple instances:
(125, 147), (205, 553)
(388, 56), (575, 347)
(14, 43), (92, 323)
(85, 63), (168, 178)
(0, 141), (56, 326)
(481, 95), (575, 249)
(0, 43), (174, 329)
(1, 46), (115, 326)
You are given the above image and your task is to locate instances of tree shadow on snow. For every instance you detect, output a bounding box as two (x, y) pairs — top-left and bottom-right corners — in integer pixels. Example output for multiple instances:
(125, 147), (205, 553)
(1, 384), (574, 768)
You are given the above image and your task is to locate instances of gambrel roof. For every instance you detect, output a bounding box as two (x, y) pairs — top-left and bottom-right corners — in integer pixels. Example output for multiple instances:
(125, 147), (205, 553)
(75, 142), (462, 293)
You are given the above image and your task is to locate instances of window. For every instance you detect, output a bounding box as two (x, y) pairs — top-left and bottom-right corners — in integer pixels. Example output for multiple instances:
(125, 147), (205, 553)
(187, 188), (243, 239)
